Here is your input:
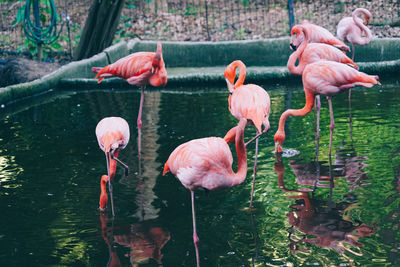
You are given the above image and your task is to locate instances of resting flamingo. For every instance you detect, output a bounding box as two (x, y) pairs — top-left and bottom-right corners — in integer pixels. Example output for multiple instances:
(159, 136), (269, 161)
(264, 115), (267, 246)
(287, 24), (359, 140)
(290, 20), (350, 52)
(337, 8), (372, 61)
(274, 60), (380, 155)
(163, 118), (248, 267)
(96, 117), (130, 217)
(224, 60), (270, 207)
(93, 43), (167, 155)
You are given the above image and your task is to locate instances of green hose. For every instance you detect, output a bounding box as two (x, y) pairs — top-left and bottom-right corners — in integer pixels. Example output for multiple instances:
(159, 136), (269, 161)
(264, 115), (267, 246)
(23, 0), (65, 45)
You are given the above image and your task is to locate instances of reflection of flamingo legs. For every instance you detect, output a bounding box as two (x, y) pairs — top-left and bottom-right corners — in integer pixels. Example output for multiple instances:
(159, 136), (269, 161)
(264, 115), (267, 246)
(137, 87), (145, 157)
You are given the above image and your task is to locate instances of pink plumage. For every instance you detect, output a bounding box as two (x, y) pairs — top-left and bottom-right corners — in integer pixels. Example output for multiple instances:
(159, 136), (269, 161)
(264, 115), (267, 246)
(290, 21), (350, 52)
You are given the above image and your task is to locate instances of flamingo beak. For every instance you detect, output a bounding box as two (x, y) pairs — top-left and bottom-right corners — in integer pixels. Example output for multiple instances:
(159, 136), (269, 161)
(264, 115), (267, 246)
(275, 141), (283, 153)
(225, 78), (234, 93)
(290, 43), (297, 51)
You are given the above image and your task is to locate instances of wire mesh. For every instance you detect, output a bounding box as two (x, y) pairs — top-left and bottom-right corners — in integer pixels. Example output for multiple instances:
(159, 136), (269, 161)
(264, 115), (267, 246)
(0, 0), (399, 57)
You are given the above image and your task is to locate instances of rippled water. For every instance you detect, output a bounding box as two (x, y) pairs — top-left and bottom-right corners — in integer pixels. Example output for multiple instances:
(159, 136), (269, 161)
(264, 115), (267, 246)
(0, 79), (399, 266)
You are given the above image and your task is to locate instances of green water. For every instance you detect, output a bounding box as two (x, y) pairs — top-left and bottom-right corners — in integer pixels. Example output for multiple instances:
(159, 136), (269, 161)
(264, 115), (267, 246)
(0, 79), (399, 266)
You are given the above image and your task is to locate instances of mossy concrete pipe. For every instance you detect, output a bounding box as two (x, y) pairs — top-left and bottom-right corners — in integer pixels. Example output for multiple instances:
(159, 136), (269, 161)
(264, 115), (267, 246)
(1, 38), (400, 107)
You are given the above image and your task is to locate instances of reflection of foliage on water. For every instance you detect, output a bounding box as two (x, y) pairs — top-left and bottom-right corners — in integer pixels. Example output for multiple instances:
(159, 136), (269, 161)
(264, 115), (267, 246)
(0, 155), (24, 189)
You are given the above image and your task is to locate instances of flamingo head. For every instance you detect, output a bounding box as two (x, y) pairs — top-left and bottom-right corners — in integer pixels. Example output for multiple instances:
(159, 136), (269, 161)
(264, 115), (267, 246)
(360, 9), (372, 25)
(290, 26), (305, 51)
(150, 44), (167, 87)
(274, 129), (285, 153)
(224, 60), (246, 93)
(99, 175), (109, 211)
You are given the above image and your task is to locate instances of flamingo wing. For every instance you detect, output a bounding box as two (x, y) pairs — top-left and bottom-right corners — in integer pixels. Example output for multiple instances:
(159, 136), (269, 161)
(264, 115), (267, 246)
(164, 137), (233, 191)
(230, 85), (270, 133)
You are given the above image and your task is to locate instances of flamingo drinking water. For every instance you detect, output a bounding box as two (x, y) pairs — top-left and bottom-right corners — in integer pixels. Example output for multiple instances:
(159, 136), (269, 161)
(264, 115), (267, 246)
(96, 117), (130, 217)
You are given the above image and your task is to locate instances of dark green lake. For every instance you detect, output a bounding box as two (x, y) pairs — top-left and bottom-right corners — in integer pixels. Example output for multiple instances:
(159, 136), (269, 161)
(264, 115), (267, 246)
(0, 78), (399, 266)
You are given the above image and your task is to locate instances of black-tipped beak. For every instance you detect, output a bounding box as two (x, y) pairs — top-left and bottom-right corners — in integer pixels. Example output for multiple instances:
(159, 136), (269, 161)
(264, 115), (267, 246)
(290, 43), (297, 51)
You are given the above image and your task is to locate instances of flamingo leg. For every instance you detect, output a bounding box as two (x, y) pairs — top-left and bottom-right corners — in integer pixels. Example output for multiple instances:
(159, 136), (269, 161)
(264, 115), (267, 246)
(249, 129), (259, 208)
(348, 88), (353, 140)
(314, 95), (321, 142)
(327, 96), (335, 157)
(191, 190), (200, 267)
(106, 152), (115, 217)
(137, 86), (145, 156)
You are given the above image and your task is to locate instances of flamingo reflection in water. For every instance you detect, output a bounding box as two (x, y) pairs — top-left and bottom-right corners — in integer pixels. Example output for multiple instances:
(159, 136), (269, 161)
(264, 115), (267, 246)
(100, 213), (170, 266)
(274, 154), (376, 255)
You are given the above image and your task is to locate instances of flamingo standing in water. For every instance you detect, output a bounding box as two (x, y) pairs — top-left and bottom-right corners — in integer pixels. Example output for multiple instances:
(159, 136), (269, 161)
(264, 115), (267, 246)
(96, 117), (130, 217)
(290, 20), (350, 52)
(274, 60), (380, 155)
(93, 43), (167, 155)
(287, 24), (359, 140)
(337, 8), (372, 61)
(163, 118), (248, 267)
(224, 60), (270, 208)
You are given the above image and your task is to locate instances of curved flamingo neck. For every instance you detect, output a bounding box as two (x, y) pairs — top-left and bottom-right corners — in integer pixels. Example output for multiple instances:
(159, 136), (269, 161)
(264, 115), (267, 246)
(100, 175), (109, 210)
(231, 118), (248, 186)
(274, 90), (315, 151)
(233, 61), (246, 89)
(353, 9), (372, 45)
(287, 27), (309, 75)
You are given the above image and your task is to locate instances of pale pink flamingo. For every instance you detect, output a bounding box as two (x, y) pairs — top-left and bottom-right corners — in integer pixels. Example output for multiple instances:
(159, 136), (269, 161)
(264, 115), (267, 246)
(163, 118), (248, 267)
(93, 43), (167, 156)
(224, 60), (270, 207)
(290, 20), (350, 52)
(288, 24), (359, 140)
(337, 8), (372, 61)
(274, 60), (380, 155)
(96, 117), (130, 217)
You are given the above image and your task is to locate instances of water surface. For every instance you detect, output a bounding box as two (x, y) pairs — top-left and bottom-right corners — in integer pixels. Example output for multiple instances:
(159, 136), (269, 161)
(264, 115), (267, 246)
(0, 79), (399, 266)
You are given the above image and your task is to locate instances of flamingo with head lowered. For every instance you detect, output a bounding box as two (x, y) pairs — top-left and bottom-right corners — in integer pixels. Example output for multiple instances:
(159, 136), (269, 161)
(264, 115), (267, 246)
(274, 60), (380, 156)
(96, 117), (130, 217)
(290, 21), (350, 52)
(287, 24), (359, 140)
(337, 8), (372, 61)
(163, 118), (248, 267)
(224, 60), (270, 207)
(92, 43), (167, 156)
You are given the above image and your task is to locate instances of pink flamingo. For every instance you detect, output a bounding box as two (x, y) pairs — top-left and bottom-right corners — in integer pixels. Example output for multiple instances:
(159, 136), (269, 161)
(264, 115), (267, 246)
(96, 117), (130, 217)
(163, 118), (248, 267)
(224, 60), (270, 207)
(287, 24), (359, 139)
(337, 8), (372, 61)
(290, 21), (350, 52)
(274, 60), (380, 155)
(93, 43), (167, 156)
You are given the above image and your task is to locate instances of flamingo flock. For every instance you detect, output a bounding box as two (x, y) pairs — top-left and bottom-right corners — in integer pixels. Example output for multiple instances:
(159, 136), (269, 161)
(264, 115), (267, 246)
(93, 8), (380, 266)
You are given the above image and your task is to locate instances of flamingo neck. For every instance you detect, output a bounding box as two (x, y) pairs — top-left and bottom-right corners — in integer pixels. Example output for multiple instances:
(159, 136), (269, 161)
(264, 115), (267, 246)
(274, 90), (315, 151)
(287, 27), (309, 75)
(100, 175), (109, 210)
(353, 9), (372, 45)
(231, 118), (248, 186)
(233, 61), (246, 89)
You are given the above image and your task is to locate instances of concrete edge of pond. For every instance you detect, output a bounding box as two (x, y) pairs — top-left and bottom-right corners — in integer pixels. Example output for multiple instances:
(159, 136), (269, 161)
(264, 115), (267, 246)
(1, 38), (400, 108)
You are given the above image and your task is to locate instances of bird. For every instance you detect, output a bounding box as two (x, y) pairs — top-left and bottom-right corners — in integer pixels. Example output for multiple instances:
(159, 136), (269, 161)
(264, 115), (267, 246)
(96, 117), (130, 217)
(287, 24), (359, 140)
(274, 60), (380, 155)
(290, 21), (350, 52)
(224, 60), (270, 207)
(337, 8), (372, 61)
(163, 118), (248, 267)
(92, 43), (167, 156)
